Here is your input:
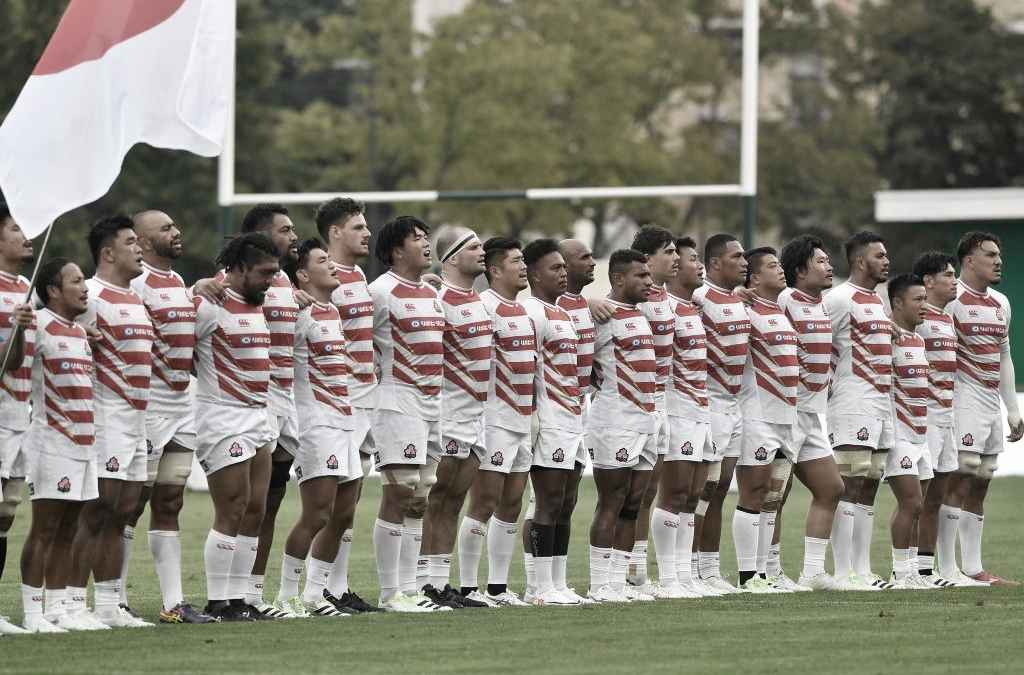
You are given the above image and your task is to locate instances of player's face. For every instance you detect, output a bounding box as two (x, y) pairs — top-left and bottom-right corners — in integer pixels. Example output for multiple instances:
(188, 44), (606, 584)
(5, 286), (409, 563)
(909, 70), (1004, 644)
(492, 248), (528, 292)
(333, 213), (369, 258)
(754, 253), (786, 294)
(677, 246), (703, 289)
(898, 285), (927, 327)
(302, 248), (339, 293)
(396, 227), (431, 272)
(531, 251), (567, 297)
(55, 263), (89, 316)
(143, 214), (183, 260)
(0, 218), (33, 264)
(968, 240), (1002, 286)
(241, 258), (281, 305)
(863, 242), (889, 283)
(565, 246), (596, 287)
(269, 214), (299, 262)
(803, 247), (833, 291)
(622, 262), (654, 305)
(928, 263), (957, 304)
(454, 236), (485, 278)
(111, 228), (144, 279)
(718, 240), (747, 288)
(646, 242), (679, 283)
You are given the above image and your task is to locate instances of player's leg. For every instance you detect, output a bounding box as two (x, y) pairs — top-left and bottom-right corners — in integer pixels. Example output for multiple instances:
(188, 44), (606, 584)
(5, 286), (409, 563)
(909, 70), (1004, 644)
(613, 468), (654, 601)
(69, 477), (125, 624)
(20, 499), (73, 632)
(487, 471), (530, 602)
(112, 480), (145, 616)
(960, 458), (1017, 586)
(249, 446), (292, 612)
(275, 474), (337, 616)
(460, 469), (503, 595)
(794, 455), (843, 589)
(764, 472), (793, 583)
(679, 461), (714, 595)
(553, 461), (585, 601)
(204, 457), (253, 620)
(629, 457), (661, 588)
(588, 466), (631, 601)
(0, 477), (26, 585)
(700, 455), (737, 589)
(733, 461), (772, 591)
(887, 473), (923, 588)
(831, 445), (870, 585)
(650, 458), (689, 596)
(918, 472), (945, 580)
(851, 452), (886, 586)
(233, 443), (274, 617)
(529, 466), (572, 603)
(310, 475), (375, 612)
(43, 500), (94, 630)
(422, 453), (480, 606)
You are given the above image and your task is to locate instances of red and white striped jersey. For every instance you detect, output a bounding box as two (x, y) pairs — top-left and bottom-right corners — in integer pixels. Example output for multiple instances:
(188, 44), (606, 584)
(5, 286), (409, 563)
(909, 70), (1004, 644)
(331, 264), (376, 406)
(293, 301), (352, 430)
(193, 290), (271, 408)
(31, 308), (93, 455)
(638, 285), (675, 410)
(778, 287), (832, 414)
(740, 296), (799, 424)
(439, 281), (492, 423)
(82, 277), (154, 424)
(824, 282), (893, 415)
(916, 303), (956, 427)
(369, 271), (445, 421)
(590, 301), (657, 433)
(948, 280), (1010, 411)
(691, 281), (751, 410)
(557, 293), (595, 394)
(665, 293), (708, 421)
(130, 263), (195, 416)
(524, 297), (582, 432)
(0, 271), (34, 430)
(481, 289), (535, 433)
(893, 327), (929, 443)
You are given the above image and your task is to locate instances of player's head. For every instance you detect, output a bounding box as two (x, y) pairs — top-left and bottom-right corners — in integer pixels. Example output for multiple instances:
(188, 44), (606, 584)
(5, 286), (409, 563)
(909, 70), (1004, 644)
(437, 226), (484, 280)
(524, 238), (566, 298)
(705, 233), (746, 288)
(132, 210), (182, 261)
(315, 197), (368, 259)
(672, 236), (703, 292)
(608, 248), (652, 305)
(631, 226), (678, 284)
(744, 246), (785, 294)
(844, 230), (888, 284)
(887, 273), (927, 327)
(0, 200), (34, 267)
(780, 235), (832, 293)
(912, 251), (957, 305)
(216, 232), (280, 305)
(374, 216), (431, 272)
(557, 239), (595, 291)
(483, 237), (527, 291)
(287, 237), (338, 296)
(957, 231), (1001, 286)
(39, 257), (88, 317)
(88, 214), (143, 280)
(241, 203), (298, 263)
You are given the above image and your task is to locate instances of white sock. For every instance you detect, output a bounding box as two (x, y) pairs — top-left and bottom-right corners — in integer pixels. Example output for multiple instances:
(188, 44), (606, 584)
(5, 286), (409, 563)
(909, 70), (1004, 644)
(732, 508), (760, 573)
(486, 517), (518, 587)
(766, 543), (782, 577)
(524, 553), (536, 592)
(630, 540), (648, 582)
(610, 549), (630, 591)
(416, 557), (429, 591)
(650, 508), (679, 586)
(45, 587), (66, 617)
(94, 579), (120, 617)
(373, 518), (403, 601)
(892, 547), (912, 580)
(801, 536), (828, 578)
(698, 551), (720, 580)
(326, 529), (353, 597)
(246, 575), (265, 606)
(427, 554), (451, 590)
(831, 501), (855, 576)
(399, 517), (423, 594)
(21, 584), (43, 622)
(66, 586), (87, 613)
(457, 516), (486, 589)
(676, 513), (696, 584)
(851, 504), (875, 576)
(589, 546), (612, 592)
(303, 557), (334, 603)
(918, 553), (935, 574)
(149, 530), (183, 611)
(552, 555), (568, 591)
(229, 535), (259, 601)
(535, 556), (554, 594)
(203, 529), (236, 601)
(908, 545), (919, 573)
(277, 552), (305, 601)
(119, 525), (134, 605)
(936, 505), (961, 576)
(959, 510), (984, 576)
(755, 511), (775, 575)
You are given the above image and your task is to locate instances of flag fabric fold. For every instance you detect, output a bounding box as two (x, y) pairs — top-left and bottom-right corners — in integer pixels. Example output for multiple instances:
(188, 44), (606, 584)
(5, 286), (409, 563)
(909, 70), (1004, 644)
(0, 0), (235, 238)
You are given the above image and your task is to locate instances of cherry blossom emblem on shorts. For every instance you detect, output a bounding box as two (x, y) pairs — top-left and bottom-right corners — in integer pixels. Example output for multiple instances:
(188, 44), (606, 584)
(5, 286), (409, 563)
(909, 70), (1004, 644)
(754, 447), (769, 462)
(326, 454), (339, 470)
(680, 441), (693, 455)
(491, 451), (504, 466)
(856, 427), (870, 442)
(552, 447), (565, 463)
(105, 457), (119, 473)
(444, 439), (459, 455)
(57, 476), (71, 493)
(962, 433), (974, 447)
(900, 456), (913, 470)
(404, 444), (417, 459)
(228, 441), (244, 458)
(615, 447), (629, 463)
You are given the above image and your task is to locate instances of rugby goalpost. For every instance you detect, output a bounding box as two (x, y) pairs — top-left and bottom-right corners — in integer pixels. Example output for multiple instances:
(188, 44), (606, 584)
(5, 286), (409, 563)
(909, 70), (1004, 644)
(216, 0), (763, 246)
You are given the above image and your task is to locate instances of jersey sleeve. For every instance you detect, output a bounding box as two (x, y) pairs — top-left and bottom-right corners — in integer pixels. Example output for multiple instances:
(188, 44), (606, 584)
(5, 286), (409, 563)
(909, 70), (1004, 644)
(524, 303), (546, 356)
(823, 289), (849, 338)
(79, 296), (98, 329)
(193, 296), (217, 340)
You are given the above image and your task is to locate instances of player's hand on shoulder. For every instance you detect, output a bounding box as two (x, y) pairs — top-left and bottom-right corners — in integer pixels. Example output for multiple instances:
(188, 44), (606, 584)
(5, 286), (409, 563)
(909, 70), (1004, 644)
(735, 286), (756, 305)
(193, 278), (225, 305)
(293, 289), (315, 309)
(12, 303), (33, 328)
(422, 273), (443, 290)
(588, 298), (615, 324)
(84, 325), (102, 345)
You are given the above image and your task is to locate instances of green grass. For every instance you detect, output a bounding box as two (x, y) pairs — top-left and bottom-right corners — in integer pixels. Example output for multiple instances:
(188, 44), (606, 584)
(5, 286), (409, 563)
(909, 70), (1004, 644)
(2, 477), (1023, 674)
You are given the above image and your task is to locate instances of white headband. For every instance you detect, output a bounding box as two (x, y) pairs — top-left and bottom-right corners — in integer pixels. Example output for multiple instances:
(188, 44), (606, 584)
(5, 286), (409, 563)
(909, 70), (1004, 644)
(440, 232), (476, 263)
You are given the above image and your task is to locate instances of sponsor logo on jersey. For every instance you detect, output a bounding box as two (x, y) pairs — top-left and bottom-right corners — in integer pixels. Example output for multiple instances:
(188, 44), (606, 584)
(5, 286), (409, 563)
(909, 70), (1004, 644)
(615, 447), (629, 463)
(491, 451), (504, 466)
(444, 439), (459, 455)
(754, 446), (769, 462)
(900, 455), (913, 470)
(105, 456), (119, 473)
(680, 441), (693, 456)
(326, 454), (339, 470)
(228, 441), (244, 458)
(857, 427), (870, 442)
(404, 443), (417, 459)
(962, 433), (974, 447)
(57, 476), (71, 493)
(552, 447), (565, 463)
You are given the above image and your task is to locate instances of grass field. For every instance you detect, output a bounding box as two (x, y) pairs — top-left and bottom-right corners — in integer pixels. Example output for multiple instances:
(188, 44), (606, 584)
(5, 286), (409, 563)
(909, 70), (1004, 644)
(1, 476), (1023, 674)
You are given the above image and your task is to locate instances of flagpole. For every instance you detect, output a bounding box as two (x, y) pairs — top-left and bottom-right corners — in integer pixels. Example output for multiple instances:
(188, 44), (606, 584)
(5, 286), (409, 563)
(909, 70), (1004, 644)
(0, 222), (55, 375)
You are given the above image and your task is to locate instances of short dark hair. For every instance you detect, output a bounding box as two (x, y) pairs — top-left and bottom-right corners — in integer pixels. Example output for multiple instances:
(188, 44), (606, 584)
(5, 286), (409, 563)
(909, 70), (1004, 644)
(675, 236), (697, 252)
(39, 257), (74, 307)
(314, 198), (364, 242)
(631, 226), (675, 256)
(216, 232), (279, 272)
(888, 273), (924, 305)
(705, 233), (737, 264)
(374, 215), (429, 266)
(483, 237), (522, 283)
(88, 214), (135, 265)
(844, 230), (885, 265)
(608, 248), (648, 280)
(743, 246), (777, 287)
(912, 251), (957, 280)
(0, 199), (10, 225)
(241, 203), (289, 233)
(780, 235), (826, 287)
(956, 231), (1000, 263)
(284, 237), (326, 285)
(522, 238), (561, 271)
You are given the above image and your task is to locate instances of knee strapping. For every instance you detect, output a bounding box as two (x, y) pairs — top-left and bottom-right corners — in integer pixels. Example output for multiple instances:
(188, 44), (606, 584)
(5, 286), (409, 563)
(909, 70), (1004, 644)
(0, 478), (25, 512)
(360, 454), (372, 478)
(413, 461), (439, 499)
(269, 458), (294, 490)
(381, 466), (421, 491)
(957, 452), (981, 477)
(867, 453), (886, 480)
(765, 458), (792, 503)
(695, 499), (710, 517)
(154, 452), (193, 487)
(705, 461), (722, 484)
(978, 455), (998, 480)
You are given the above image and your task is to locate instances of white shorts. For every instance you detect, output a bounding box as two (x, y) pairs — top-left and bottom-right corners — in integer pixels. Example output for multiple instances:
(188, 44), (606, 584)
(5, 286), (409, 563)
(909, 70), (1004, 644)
(586, 427), (650, 470)
(479, 425), (532, 475)
(828, 412), (895, 451)
(532, 428), (584, 470)
(710, 408), (743, 461)
(740, 418), (794, 466)
(440, 418), (486, 461)
(885, 440), (928, 479)
(372, 409), (439, 468)
(28, 448), (99, 502)
(295, 426), (360, 484)
(195, 403), (272, 476)
(639, 410), (669, 469)
(925, 424), (958, 474)
(0, 426), (27, 479)
(95, 426), (148, 483)
(665, 416), (712, 463)
(792, 411), (834, 464)
(266, 400), (300, 455)
(953, 409), (1003, 456)
(146, 413), (197, 458)
(351, 406), (375, 456)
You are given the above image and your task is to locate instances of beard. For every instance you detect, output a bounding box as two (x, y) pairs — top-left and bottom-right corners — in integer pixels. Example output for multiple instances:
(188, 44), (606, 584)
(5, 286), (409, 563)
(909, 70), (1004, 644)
(243, 288), (267, 306)
(154, 239), (181, 259)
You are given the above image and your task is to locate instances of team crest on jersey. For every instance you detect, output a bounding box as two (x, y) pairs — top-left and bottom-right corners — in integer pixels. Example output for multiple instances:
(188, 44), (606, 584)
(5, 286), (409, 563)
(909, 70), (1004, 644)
(962, 433), (974, 447)
(996, 309), (1005, 321)
(57, 476), (71, 493)
(900, 456), (913, 470)
(856, 427), (870, 442)
(552, 447), (565, 463)
(445, 440), (459, 455)
(491, 451), (504, 466)
(404, 444), (417, 459)
(228, 441), (244, 458)
(615, 448), (629, 463)
(434, 301), (443, 313)
(723, 308), (733, 316)
(105, 457), (119, 473)
(326, 454), (339, 470)
(680, 441), (693, 456)
(754, 447), (769, 462)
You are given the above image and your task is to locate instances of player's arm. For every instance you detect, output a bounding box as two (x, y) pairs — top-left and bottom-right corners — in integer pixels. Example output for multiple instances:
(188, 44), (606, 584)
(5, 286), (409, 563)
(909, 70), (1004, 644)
(999, 341), (1022, 442)
(1, 303), (33, 372)
(587, 297), (615, 324)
